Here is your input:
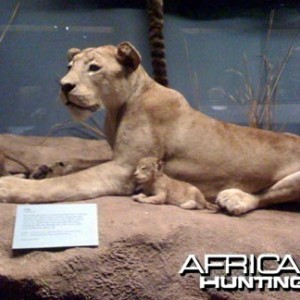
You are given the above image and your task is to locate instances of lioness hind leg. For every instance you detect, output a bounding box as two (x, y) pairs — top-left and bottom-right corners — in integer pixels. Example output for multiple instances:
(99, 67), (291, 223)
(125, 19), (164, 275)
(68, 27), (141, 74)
(180, 200), (198, 210)
(217, 171), (300, 215)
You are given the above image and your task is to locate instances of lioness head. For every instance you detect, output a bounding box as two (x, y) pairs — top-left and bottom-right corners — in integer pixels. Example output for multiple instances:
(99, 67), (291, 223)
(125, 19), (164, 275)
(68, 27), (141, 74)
(60, 42), (141, 120)
(134, 157), (163, 184)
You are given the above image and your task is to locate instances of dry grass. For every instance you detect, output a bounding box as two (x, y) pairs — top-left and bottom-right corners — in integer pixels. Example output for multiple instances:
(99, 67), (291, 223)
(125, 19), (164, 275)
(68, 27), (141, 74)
(224, 10), (298, 131)
(41, 117), (105, 145)
(184, 38), (201, 105)
(0, 2), (20, 45)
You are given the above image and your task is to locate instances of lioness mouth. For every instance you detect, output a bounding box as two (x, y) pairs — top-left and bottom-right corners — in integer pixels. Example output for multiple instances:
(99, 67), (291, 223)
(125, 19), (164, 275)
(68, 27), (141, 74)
(66, 101), (99, 112)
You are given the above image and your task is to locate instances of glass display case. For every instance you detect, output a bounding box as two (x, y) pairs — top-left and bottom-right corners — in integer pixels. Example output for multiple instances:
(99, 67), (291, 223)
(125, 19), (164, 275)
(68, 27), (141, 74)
(1, 1), (300, 136)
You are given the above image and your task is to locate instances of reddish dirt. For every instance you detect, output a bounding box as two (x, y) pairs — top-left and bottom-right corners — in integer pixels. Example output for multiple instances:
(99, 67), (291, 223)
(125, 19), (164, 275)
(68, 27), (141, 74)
(0, 198), (299, 300)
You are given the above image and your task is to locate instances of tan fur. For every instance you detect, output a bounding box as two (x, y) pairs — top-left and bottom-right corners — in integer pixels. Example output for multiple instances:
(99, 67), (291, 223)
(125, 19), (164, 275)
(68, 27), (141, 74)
(30, 159), (109, 179)
(0, 151), (30, 177)
(30, 162), (73, 179)
(0, 153), (9, 177)
(133, 157), (216, 210)
(0, 42), (300, 215)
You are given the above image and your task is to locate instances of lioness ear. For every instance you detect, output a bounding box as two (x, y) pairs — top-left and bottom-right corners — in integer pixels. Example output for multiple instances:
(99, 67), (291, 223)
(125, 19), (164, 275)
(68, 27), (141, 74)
(67, 48), (81, 62)
(116, 42), (141, 71)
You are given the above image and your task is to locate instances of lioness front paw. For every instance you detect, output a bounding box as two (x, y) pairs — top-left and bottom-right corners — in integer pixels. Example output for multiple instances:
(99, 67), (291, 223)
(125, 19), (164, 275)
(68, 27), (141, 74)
(216, 189), (259, 215)
(0, 176), (34, 203)
(0, 177), (11, 203)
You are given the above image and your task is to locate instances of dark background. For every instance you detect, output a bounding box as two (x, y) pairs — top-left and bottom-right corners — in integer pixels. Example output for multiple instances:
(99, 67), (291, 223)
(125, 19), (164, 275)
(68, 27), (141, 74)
(1, 1), (300, 137)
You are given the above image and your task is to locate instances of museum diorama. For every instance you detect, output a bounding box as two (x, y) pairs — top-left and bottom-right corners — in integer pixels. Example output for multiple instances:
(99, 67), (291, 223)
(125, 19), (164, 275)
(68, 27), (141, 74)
(0, 1), (300, 299)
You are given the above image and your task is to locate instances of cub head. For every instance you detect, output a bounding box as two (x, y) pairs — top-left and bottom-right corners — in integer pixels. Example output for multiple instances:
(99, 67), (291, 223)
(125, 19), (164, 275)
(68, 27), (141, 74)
(133, 157), (163, 184)
(60, 42), (141, 121)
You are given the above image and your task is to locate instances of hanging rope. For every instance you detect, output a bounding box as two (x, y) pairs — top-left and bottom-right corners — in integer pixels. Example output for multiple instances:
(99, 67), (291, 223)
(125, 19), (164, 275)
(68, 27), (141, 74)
(147, 0), (168, 86)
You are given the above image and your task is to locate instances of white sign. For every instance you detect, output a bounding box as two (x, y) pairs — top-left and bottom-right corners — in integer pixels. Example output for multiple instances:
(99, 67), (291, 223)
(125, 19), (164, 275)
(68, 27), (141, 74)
(12, 204), (99, 249)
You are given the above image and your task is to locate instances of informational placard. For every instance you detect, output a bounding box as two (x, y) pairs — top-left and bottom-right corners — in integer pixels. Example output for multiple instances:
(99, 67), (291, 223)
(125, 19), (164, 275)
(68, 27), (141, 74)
(12, 204), (99, 249)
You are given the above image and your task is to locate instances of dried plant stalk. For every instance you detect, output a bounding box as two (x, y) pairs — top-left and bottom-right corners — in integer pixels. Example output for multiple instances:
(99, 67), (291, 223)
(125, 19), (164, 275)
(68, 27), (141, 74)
(0, 2), (20, 44)
(225, 10), (296, 131)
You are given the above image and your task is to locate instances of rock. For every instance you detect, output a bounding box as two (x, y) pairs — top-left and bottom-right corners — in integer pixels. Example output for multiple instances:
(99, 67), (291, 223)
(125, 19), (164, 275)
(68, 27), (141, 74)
(0, 134), (112, 173)
(0, 135), (299, 299)
(0, 198), (299, 299)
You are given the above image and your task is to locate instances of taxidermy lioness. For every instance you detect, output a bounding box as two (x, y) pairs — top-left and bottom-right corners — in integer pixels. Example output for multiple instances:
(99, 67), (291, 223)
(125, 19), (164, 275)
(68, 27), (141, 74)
(133, 157), (216, 210)
(0, 42), (300, 215)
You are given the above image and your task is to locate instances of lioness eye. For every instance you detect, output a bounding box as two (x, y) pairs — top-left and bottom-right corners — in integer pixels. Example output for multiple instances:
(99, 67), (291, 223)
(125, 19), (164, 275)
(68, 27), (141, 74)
(89, 64), (101, 72)
(67, 64), (71, 70)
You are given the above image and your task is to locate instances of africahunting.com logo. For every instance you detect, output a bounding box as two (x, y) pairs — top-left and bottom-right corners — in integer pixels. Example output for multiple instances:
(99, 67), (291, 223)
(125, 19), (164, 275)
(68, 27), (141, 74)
(179, 254), (300, 291)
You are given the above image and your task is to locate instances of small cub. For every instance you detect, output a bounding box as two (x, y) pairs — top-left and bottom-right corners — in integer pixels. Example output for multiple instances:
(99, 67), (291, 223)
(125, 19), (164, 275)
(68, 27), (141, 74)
(132, 157), (216, 210)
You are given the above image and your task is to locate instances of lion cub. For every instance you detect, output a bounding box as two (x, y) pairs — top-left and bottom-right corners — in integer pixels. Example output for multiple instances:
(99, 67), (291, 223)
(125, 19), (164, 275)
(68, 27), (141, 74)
(132, 157), (216, 210)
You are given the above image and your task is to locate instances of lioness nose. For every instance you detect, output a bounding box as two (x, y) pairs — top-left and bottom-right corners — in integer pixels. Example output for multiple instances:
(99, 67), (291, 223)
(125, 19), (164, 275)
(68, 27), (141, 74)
(61, 83), (76, 94)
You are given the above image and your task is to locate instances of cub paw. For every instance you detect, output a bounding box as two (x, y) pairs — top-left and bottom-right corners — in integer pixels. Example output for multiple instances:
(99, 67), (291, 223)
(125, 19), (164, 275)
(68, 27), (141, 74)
(132, 193), (147, 202)
(216, 189), (259, 216)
